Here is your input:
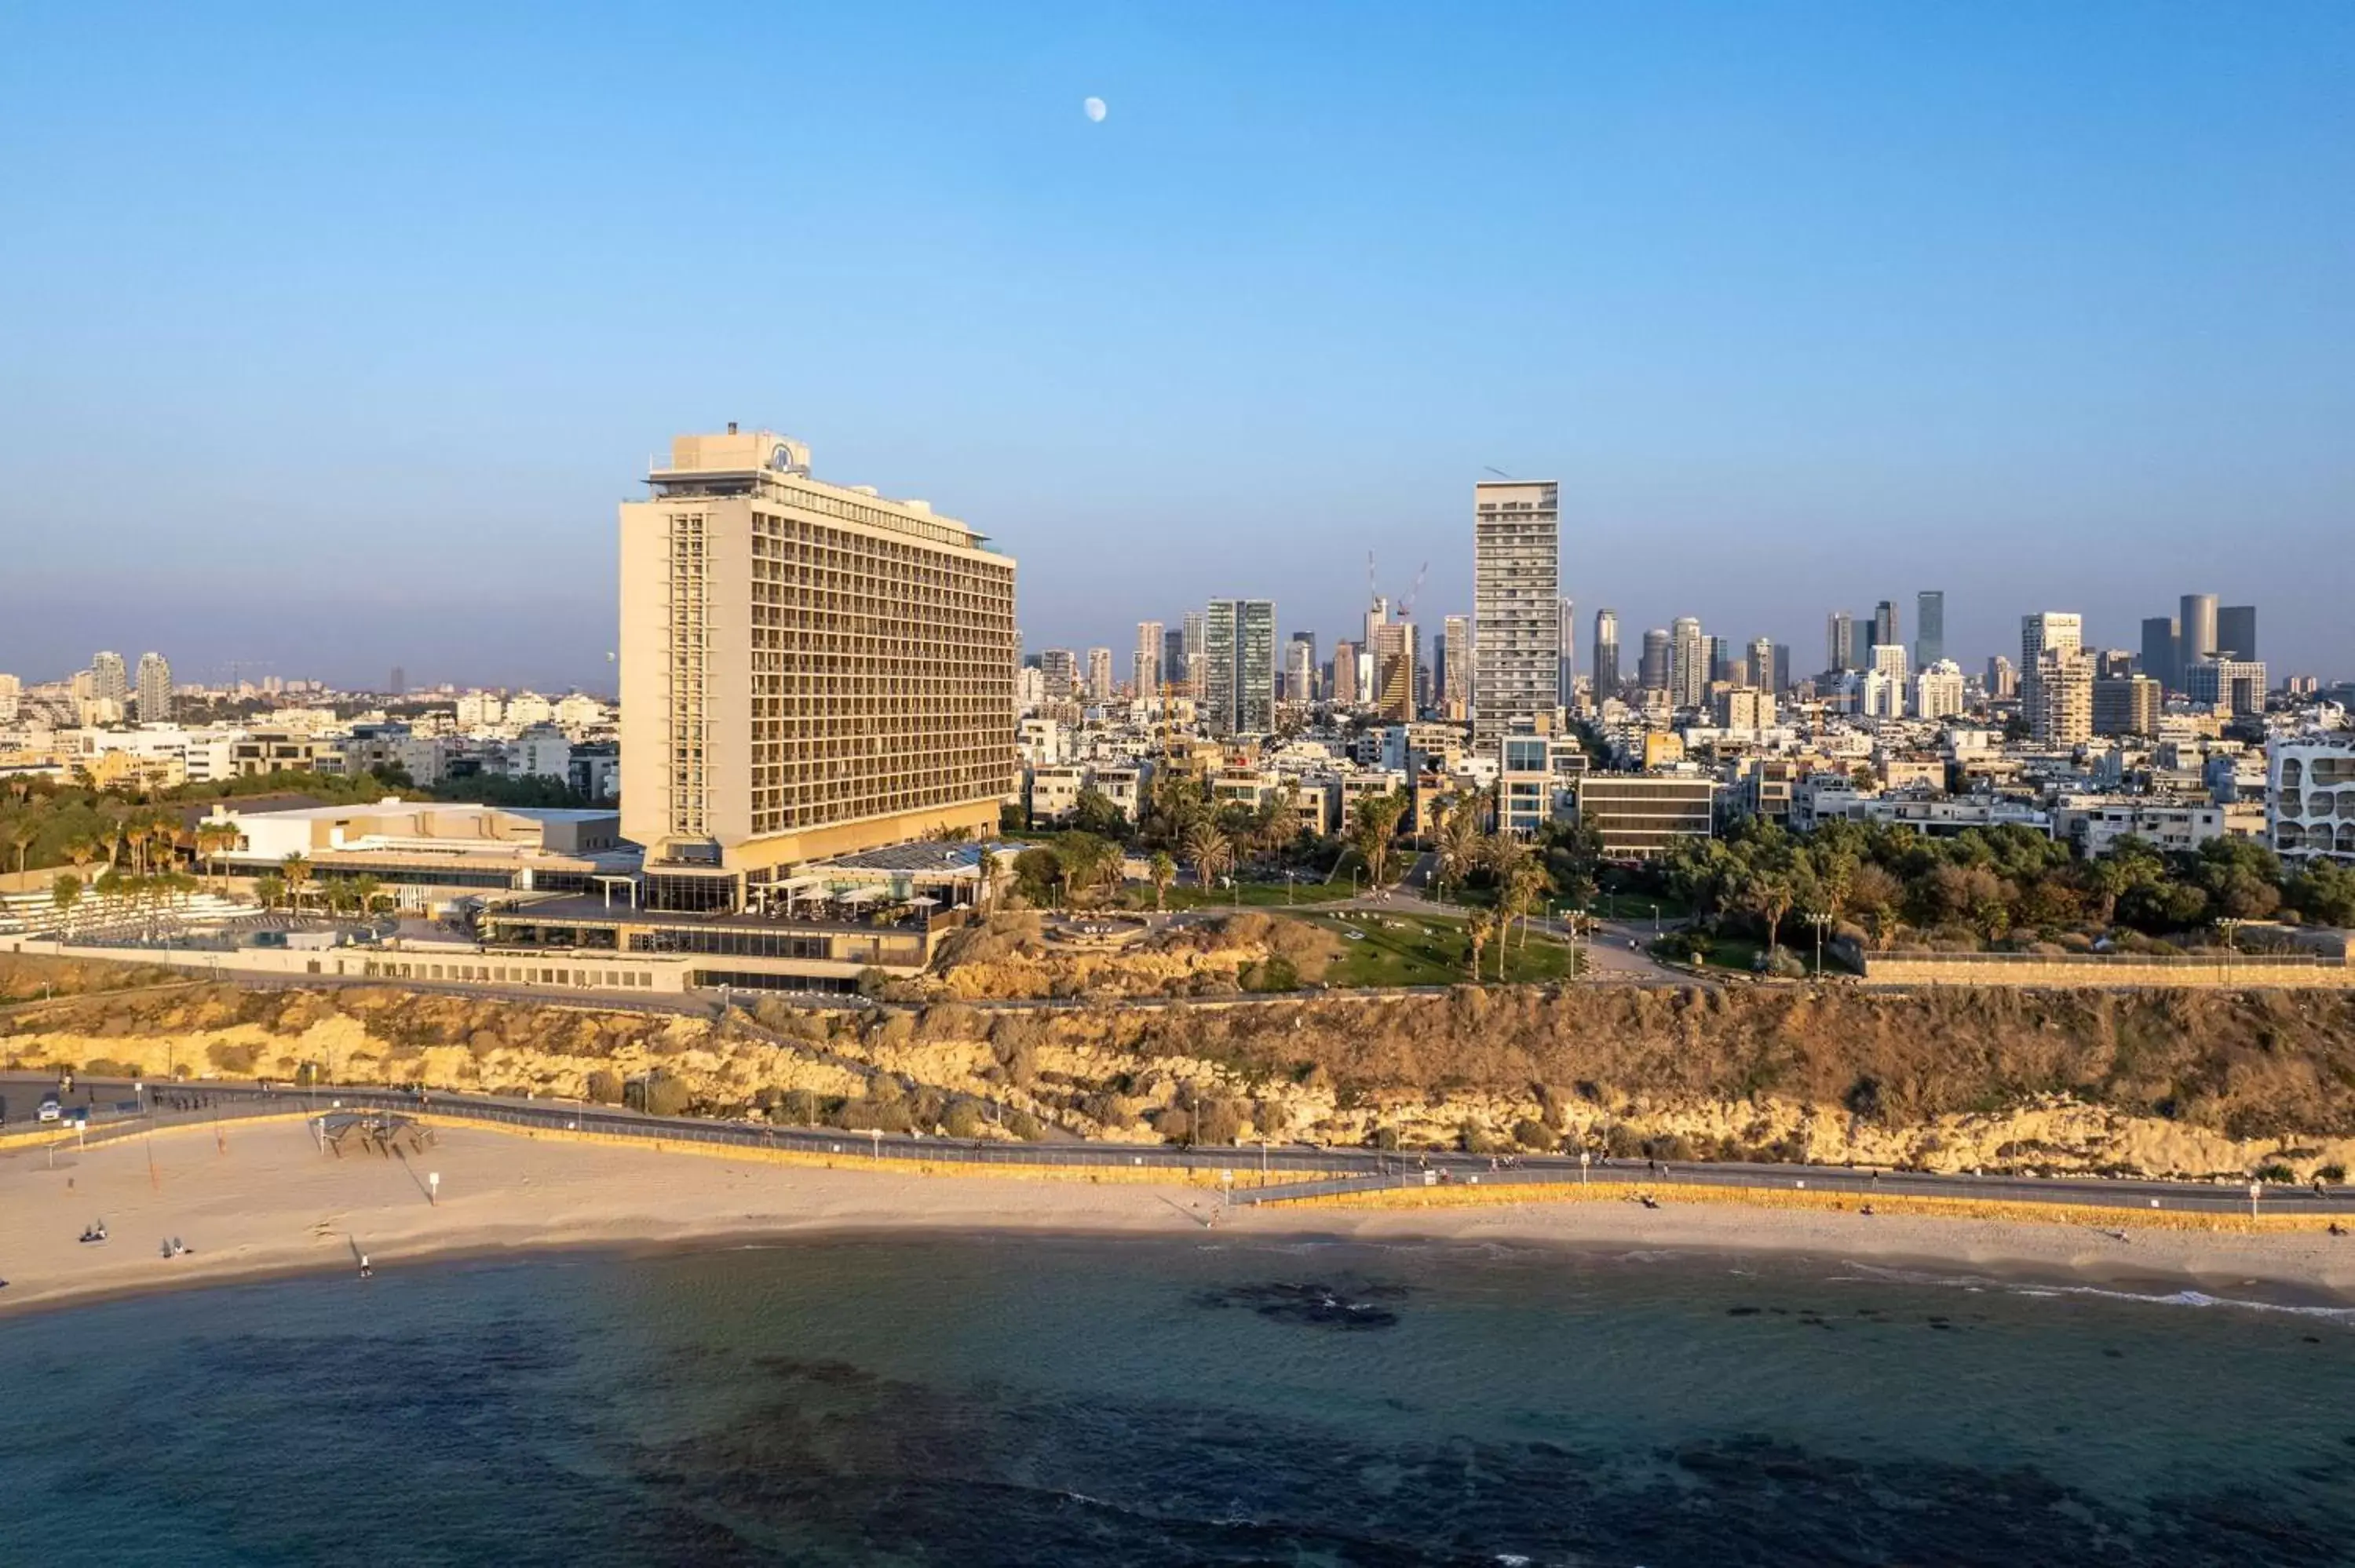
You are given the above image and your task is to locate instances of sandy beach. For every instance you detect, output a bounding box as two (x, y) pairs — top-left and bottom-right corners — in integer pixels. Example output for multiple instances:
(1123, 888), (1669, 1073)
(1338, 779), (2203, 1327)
(4, 1118), (2353, 1318)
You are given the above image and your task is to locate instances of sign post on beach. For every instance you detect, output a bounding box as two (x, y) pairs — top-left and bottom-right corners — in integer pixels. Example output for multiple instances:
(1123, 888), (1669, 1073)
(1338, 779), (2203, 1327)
(428, 1171), (440, 1205)
(1580, 1150), (1590, 1187)
(2248, 1180), (2260, 1221)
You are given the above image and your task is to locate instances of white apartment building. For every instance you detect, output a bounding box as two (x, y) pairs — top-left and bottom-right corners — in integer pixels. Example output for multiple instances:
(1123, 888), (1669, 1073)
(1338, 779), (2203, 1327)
(2053, 794), (2229, 858)
(2270, 737), (2355, 864)
(1913, 660), (1966, 721)
(1026, 764), (1091, 822)
(1472, 480), (1561, 742)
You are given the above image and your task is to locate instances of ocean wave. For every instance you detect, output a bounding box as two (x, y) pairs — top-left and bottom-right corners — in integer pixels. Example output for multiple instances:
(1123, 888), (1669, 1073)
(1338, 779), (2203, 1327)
(1835, 1260), (2355, 1322)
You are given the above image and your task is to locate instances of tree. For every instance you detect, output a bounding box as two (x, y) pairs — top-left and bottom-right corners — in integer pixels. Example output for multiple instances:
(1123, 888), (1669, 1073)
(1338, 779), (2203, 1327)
(1052, 832), (1123, 904)
(1183, 821), (1233, 895)
(51, 872), (79, 935)
(280, 852), (312, 913)
(352, 874), (386, 919)
(1740, 870), (1795, 954)
(1434, 796), (1484, 900)
(1068, 786), (1128, 841)
(1011, 846), (1064, 905)
(1147, 851), (1177, 910)
(975, 847), (1004, 910)
(1502, 862), (1548, 952)
(1465, 910), (1493, 981)
(1349, 790), (1410, 888)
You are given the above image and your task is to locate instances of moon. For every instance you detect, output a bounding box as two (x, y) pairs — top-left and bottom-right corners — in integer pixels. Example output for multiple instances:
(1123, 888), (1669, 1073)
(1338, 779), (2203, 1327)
(1083, 96), (1107, 123)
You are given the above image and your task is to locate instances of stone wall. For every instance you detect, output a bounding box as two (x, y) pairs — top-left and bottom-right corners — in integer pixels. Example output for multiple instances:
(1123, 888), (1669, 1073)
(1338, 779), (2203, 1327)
(1851, 946), (2353, 990)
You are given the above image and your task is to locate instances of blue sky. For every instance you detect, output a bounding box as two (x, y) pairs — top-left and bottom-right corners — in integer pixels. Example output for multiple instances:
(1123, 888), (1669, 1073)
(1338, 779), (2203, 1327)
(2, 1), (2348, 690)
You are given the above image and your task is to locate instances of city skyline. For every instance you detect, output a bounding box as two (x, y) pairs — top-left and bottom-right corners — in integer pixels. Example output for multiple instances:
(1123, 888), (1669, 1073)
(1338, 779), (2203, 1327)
(3, 8), (2350, 684)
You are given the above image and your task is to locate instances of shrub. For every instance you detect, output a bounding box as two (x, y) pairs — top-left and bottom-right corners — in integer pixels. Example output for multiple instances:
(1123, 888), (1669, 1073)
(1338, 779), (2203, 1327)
(642, 1074), (692, 1118)
(1370, 1125), (1401, 1150)
(2319, 1164), (2347, 1183)
(942, 1101), (985, 1139)
(1512, 1118), (1556, 1151)
(834, 1098), (915, 1134)
(1153, 1107), (1193, 1143)
(207, 1041), (263, 1074)
(2254, 1161), (2295, 1183)
(1459, 1121), (1507, 1155)
(584, 1069), (623, 1104)
(1005, 1109), (1047, 1142)
(82, 1056), (139, 1079)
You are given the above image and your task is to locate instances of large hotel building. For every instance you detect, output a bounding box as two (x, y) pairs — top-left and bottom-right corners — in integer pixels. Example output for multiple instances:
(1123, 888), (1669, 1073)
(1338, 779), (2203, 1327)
(619, 426), (1017, 912)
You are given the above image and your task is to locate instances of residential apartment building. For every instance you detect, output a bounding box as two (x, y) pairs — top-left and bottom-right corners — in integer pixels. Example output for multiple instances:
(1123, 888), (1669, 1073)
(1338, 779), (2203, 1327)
(1442, 615), (1473, 719)
(2185, 658), (2266, 717)
(1370, 620), (1415, 722)
(1201, 598), (1276, 735)
(134, 653), (173, 723)
(1669, 617), (1707, 709)
(1913, 660), (1966, 722)
(1471, 480), (1560, 742)
(2093, 674), (2162, 737)
(1134, 622), (1163, 698)
(617, 427), (1017, 902)
(2270, 738), (2355, 865)
(2029, 651), (2094, 746)
(1085, 647), (1115, 702)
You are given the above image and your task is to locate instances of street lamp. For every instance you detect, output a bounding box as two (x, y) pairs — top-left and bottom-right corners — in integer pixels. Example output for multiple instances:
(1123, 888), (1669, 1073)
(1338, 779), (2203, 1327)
(1806, 911), (1835, 978)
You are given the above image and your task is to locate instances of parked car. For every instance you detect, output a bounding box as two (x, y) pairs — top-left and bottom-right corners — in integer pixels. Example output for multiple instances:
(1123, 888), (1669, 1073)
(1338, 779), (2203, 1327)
(38, 1092), (63, 1123)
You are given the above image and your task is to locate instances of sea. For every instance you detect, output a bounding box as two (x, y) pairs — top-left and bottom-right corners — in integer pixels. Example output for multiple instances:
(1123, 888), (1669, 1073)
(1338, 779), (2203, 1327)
(0, 1234), (2350, 1566)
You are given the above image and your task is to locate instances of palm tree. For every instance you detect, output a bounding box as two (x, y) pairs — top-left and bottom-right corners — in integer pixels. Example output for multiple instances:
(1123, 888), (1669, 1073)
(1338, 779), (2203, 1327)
(52, 873), (80, 938)
(1147, 851), (1177, 910)
(7, 820), (36, 880)
(1182, 822), (1232, 898)
(256, 873), (287, 913)
(975, 847), (1003, 911)
(1349, 791), (1410, 890)
(196, 822), (238, 895)
(1503, 862), (1548, 953)
(281, 852), (312, 914)
(1465, 910), (1493, 982)
(1434, 797), (1483, 901)
(65, 833), (98, 888)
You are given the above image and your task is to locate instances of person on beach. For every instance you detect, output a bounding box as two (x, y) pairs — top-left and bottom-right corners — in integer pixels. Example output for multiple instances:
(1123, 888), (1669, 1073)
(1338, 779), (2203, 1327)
(359, 1254), (373, 1278)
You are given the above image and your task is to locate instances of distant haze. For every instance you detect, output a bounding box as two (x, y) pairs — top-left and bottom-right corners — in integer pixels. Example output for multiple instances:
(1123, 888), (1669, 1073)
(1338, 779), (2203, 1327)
(1, 6), (2347, 686)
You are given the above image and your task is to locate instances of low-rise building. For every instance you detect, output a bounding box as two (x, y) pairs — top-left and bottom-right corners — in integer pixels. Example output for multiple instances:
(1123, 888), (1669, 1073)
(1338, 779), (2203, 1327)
(1572, 774), (1718, 859)
(2053, 794), (2228, 857)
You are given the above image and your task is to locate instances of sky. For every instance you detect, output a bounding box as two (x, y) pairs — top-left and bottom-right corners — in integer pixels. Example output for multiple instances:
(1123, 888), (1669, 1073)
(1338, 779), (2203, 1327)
(2, 1), (2349, 692)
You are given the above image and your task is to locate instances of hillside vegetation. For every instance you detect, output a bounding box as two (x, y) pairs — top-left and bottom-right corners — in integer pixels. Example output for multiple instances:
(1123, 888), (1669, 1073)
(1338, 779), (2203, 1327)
(5, 954), (2353, 1182)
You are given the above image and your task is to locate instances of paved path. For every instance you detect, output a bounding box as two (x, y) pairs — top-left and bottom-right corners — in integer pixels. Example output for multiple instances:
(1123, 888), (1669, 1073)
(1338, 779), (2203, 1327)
(9, 1074), (2346, 1223)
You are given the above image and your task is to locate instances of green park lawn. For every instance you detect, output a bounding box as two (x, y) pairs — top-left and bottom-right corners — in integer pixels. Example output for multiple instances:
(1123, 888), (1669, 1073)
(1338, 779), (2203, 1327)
(1294, 911), (1583, 987)
(1157, 877), (1356, 912)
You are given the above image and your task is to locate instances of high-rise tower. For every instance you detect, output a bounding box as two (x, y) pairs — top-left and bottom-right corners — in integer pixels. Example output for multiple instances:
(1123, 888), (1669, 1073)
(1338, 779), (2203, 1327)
(1471, 480), (1560, 742)
(618, 428), (1016, 892)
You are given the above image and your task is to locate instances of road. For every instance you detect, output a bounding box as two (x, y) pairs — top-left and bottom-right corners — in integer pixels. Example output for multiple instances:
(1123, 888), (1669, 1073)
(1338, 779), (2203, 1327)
(7, 1073), (2343, 1223)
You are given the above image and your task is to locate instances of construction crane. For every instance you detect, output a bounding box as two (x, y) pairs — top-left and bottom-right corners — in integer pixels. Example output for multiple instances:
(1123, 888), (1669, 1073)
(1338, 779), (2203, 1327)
(1366, 552), (1430, 620)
